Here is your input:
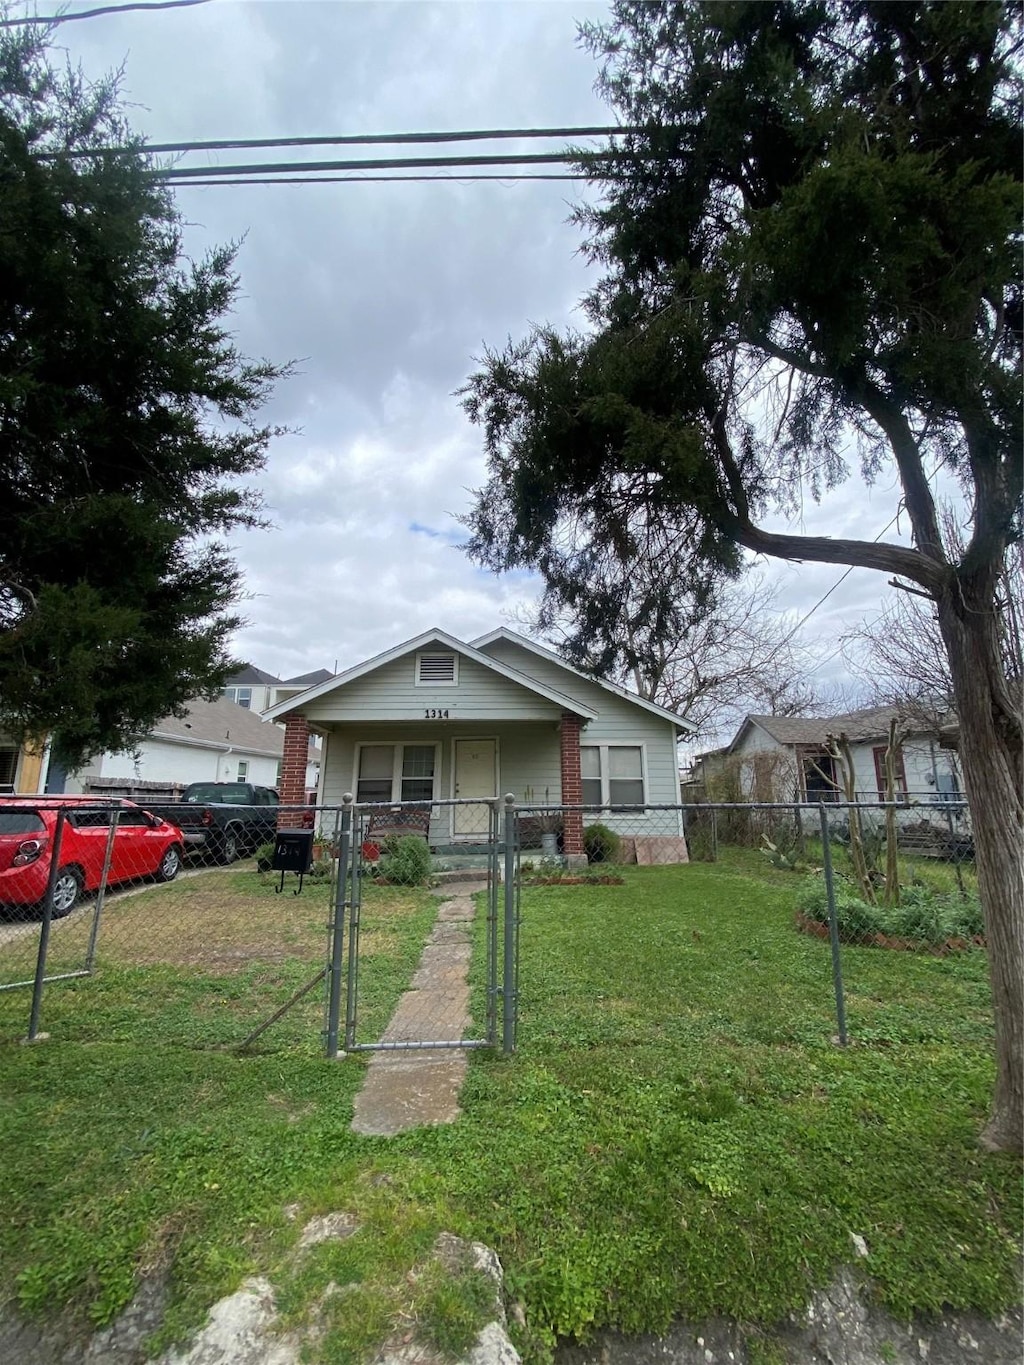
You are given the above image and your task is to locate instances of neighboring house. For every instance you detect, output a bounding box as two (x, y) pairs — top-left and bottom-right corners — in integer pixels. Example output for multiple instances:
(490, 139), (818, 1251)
(263, 627), (695, 861)
(222, 665), (334, 714)
(4, 665), (331, 799)
(0, 735), (48, 795)
(720, 705), (963, 807)
(56, 696), (319, 799)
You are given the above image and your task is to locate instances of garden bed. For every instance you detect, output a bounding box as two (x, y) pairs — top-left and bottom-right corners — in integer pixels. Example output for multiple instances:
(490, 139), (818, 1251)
(795, 909), (986, 955)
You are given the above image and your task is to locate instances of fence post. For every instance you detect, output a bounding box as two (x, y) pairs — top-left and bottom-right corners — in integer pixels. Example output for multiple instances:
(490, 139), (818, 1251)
(27, 807), (67, 1042)
(487, 798), (500, 1046)
(818, 802), (848, 1046)
(502, 793), (517, 1055)
(343, 795), (362, 1053)
(84, 809), (118, 973)
(326, 794), (353, 1058)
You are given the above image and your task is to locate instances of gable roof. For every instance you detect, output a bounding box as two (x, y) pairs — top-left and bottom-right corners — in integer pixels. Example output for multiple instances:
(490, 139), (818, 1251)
(731, 705), (940, 753)
(262, 627), (599, 722)
(226, 664), (281, 687)
(282, 668), (334, 687)
(471, 628), (696, 733)
(150, 695), (285, 758)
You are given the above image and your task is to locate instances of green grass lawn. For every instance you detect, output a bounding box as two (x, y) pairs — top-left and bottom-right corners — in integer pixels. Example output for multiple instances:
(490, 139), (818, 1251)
(0, 856), (1018, 1362)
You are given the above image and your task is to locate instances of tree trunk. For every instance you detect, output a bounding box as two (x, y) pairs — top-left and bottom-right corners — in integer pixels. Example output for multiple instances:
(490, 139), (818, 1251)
(937, 589), (1023, 1154)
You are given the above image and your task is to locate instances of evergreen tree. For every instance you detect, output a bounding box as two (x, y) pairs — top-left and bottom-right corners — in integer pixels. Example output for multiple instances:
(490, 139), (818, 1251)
(462, 1), (1022, 1150)
(0, 22), (287, 768)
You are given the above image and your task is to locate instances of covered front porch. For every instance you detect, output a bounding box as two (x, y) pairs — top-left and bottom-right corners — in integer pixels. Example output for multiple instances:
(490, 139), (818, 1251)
(277, 712), (587, 857)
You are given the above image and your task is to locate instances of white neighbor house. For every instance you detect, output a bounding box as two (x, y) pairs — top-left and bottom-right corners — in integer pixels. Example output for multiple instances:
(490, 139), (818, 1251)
(264, 627), (695, 861)
(58, 696), (319, 799)
(723, 706), (963, 806)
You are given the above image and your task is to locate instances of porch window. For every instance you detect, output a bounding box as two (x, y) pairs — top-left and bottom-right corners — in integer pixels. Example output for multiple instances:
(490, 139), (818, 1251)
(580, 745), (645, 808)
(401, 745), (436, 802)
(356, 745), (394, 802)
(356, 743), (439, 804)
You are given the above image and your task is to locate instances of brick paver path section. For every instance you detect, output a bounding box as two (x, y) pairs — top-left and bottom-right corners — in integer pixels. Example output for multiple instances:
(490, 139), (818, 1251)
(350, 880), (488, 1137)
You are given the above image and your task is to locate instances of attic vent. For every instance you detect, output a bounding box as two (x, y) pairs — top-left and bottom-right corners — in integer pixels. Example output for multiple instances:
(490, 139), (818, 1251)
(417, 652), (458, 685)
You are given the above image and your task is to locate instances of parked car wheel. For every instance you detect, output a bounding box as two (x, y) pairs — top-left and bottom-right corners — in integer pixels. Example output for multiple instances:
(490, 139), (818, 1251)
(217, 828), (240, 865)
(155, 844), (183, 883)
(49, 867), (83, 919)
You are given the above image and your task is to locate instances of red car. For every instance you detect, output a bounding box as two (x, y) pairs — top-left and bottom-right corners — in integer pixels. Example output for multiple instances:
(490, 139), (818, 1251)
(0, 798), (186, 919)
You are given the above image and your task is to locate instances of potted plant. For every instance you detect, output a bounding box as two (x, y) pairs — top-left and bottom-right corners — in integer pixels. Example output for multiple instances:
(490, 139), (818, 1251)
(311, 832), (335, 863)
(534, 789), (563, 859)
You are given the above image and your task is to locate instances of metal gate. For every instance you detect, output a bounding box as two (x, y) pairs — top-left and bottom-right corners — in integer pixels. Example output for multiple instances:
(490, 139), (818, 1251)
(323, 795), (520, 1057)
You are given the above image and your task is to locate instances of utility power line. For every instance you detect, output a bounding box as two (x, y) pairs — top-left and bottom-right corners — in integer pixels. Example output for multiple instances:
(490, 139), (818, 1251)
(61, 125), (634, 158)
(153, 151), (617, 181)
(176, 174), (587, 187)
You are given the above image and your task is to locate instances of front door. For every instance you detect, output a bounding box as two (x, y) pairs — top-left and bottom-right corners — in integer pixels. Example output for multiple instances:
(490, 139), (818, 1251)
(453, 739), (497, 835)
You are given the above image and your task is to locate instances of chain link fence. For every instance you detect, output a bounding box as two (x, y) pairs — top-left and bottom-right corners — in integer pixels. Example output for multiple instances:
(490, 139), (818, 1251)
(0, 797), (344, 1053)
(513, 795), (981, 1047)
(0, 792), (983, 1055)
(335, 797), (507, 1056)
(0, 795), (518, 1058)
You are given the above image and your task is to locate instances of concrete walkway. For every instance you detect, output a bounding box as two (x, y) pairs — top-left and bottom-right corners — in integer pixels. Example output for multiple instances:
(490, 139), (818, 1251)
(350, 879), (488, 1137)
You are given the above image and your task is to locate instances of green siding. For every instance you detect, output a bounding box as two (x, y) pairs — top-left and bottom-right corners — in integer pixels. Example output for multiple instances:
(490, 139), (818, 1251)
(303, 650), (564, 724)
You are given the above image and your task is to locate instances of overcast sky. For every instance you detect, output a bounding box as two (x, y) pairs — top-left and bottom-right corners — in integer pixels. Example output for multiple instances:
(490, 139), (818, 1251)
(41, 0), (948, 750)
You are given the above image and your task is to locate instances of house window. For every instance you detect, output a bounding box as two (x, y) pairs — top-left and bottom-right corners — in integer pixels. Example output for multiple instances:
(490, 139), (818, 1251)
(222, 686), (253, 709)
(580, 745), (645, 809)
(237, 760), (249, 782)
(356, 744), (439, 804)
(0, 746), (17, 794)
(415, 652), (458, 686)
(801, 752), (838, 802)
(872, 746), (908, 801)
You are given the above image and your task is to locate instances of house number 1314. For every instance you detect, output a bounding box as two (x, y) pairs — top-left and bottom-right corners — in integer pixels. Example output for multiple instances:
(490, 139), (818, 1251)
(424, 708), (449, 719)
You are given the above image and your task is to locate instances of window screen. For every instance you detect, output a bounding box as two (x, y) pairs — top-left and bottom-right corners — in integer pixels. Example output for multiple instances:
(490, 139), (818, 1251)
(581, 747), (602, 808)
(400, 745), (436, 803)
(357, 746), (394, 803)
(608, 747), (644, 806)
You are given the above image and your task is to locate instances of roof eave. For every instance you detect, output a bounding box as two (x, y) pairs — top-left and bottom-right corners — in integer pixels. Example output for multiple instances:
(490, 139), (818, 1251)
(470, 627), (696, 732)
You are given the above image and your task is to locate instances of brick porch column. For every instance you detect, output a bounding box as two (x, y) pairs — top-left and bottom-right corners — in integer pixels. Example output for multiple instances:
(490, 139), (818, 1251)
(278, 713), (311, 828)
(560, 712), (586, 860)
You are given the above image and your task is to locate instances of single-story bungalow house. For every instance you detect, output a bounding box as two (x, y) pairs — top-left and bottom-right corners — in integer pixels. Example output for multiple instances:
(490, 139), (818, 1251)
(720, 705), (963, 806)
(264, 627), (695, 860)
